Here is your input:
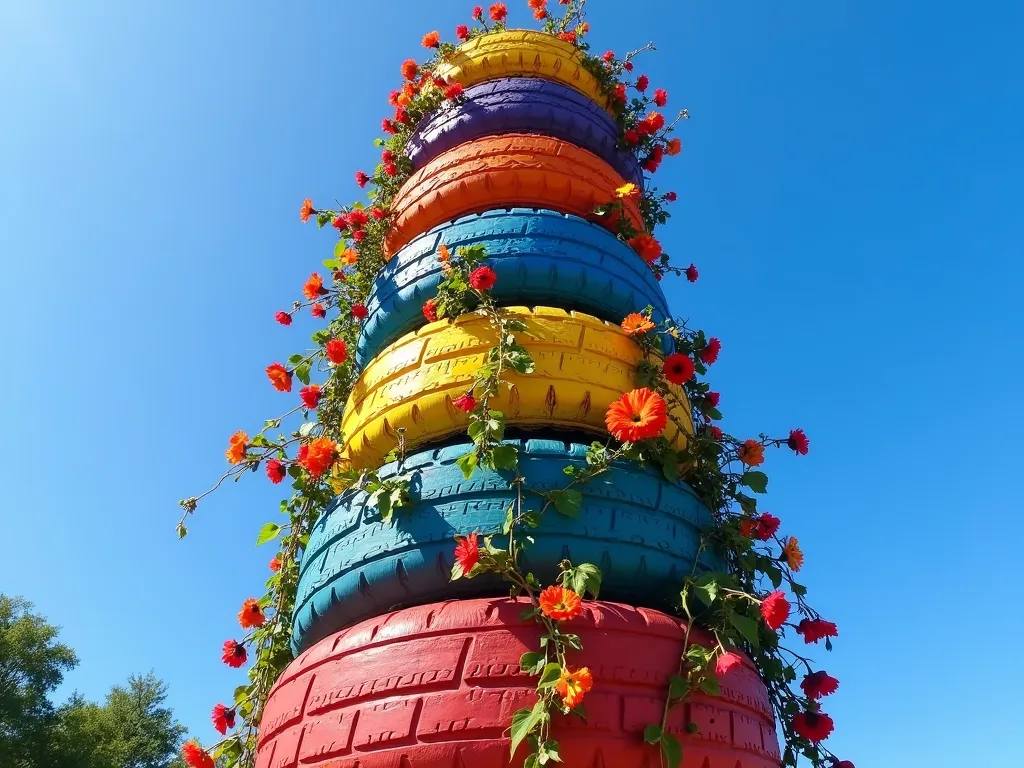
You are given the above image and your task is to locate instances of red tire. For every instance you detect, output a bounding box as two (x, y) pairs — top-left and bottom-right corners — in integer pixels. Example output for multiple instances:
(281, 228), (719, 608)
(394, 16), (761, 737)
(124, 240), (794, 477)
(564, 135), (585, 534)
(382, 134), (645, 260)
(257, 599), (781, 768)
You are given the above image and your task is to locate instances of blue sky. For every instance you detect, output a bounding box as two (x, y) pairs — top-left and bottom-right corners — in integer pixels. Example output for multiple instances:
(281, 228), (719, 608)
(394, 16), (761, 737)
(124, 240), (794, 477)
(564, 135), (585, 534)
(1, 1), (1022, 764)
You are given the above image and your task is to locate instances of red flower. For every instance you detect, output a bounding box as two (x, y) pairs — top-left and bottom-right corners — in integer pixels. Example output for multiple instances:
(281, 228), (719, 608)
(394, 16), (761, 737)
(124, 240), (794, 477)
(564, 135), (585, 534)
(332, 213), (347, 230)
(383, 162), (398, 177)
(628, 233), (663, 264)
(699, 337), (721, 364)
(654, 88), (668, 107)
(351, 303), (368, 319)
(533, 7), (547, 19)
(469, 265), (498, 291)
(302, 273), (325, 300)
(684, 263), (698, 282)
(211, 703), (236, 735)
(751, 512), (781, 541)
(662, 353), (695, 384)
(793, 710), (834, 742)
(297, 437), (339, 479)
(352, 229), (366, 242)
(528, 0), (546, 8)
(624, 129), (640, 145)
(539, 585), (583, 621)
(714, 651), (744, 677)
(557, 31), (577, 44)
(269, 556), (281, 571)
(472, 5), (483, 20)
(238, 598), (266, 629)
(605, 388), (668, 442)
(422, 299), (438, 322)
(602, 50), (615, 63)
(382, 118), (396, 134)
(347, 209), (369, 229)
(266, 363), (292, 392)
(665, 191), (678, 202)
(760, 591), (790, 630)
(452, 391), (476, 412)
(300, 384), (321, 409)
(705, 391), (720, 408)
(299, 198), (315, 222)
(265, 459), (286, 484)
(666, 137), (683, 156)
(311, 302), (326, 318)
(274, 310), (292, 326)
(453, 532), (479, 576)
(182, 741), (215, 768)
(837, 762), (856, 768)
(489, 2), (507, 21)
(796, 618), (839, 645)
(355, 170), (369, 188)
(221, 639), (247, 668)
(422, 30), (441, 48)
(225, 430), (248, 465)
(635, 74), (649, 91)
(325, 339), (347, 365)
(614, 83), (627, 103)
(456, 24), (470, 40)
(801, 670), (840, 699)
(788, 428), (810, 455)
(444, 82), (464, 99)
(643, 111), (666, 132)
(401, 59), (418, 80)
(381, 149), (394, 163)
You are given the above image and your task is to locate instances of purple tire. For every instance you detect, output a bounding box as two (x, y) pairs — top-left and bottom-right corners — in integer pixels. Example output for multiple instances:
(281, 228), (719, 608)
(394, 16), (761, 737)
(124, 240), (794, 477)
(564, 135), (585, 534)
(406, 77), (643, 187)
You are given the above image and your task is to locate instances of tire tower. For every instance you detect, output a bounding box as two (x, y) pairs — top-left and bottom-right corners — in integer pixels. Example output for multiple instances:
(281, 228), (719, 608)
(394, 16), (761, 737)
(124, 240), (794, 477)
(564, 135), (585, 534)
(255, 28), (783, 768)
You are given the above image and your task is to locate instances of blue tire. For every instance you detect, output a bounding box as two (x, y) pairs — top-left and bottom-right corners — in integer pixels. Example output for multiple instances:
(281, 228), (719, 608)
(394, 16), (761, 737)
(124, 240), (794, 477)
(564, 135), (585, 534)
(407, 78), (643, 187)
(291, 439), (724, 654)
(355, 208), (670, 367)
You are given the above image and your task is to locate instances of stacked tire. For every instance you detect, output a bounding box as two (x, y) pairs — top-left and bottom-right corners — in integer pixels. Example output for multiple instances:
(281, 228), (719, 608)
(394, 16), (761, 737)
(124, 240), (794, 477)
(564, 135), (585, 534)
(257, 31), (781, 768)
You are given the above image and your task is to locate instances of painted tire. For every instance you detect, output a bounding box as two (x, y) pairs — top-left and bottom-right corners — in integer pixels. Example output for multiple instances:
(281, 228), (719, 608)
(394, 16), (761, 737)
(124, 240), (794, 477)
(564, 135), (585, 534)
(356, 209), (668, 367)
(340, 307), (692, 470)
(434, 30), (612, 113)
(293, 438), (723, 653)
(383, 135), (644, 260)
(407, 78), (642, 187)
(258, 599), (781, 768)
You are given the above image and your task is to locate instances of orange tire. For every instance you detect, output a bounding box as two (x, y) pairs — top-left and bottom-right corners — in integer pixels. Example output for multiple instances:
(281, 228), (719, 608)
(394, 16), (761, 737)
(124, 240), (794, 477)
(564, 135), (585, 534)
(383, 134), (644, 260)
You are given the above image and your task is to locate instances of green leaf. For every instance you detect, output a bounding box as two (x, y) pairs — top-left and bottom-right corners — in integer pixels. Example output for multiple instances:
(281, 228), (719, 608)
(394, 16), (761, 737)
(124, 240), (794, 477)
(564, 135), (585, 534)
(176, 523), (187, 540)
(729, 611), (760, 649)
(660, 449), (679, 482)
(741, 471), (769, 494)
(491, 444), (519, 470)
(255, 522), (281, 546)
(294, 361), (312, 386)
(700, 675), (721, 696)
(287, 353), (304, 366)
(643, 724), (662, 744)
(569, 563), (603, 599)
(660, 733), (683, 768)
(510, 701), (547, 756)
(549, 489), (582, 518)
(537, 663), (562, 689)
(455, 451), (478, 479)
(667, 674), (687, 701)
(520, 652), (545, 675)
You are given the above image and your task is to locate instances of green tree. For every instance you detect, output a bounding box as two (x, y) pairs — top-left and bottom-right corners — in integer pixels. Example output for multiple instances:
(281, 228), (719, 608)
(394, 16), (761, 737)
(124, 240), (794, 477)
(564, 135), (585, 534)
(0, 595), (78, 767)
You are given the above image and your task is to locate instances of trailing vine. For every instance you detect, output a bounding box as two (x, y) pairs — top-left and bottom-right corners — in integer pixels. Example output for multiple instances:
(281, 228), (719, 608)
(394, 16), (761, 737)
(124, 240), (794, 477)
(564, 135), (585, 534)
(177, 4), (851, 768)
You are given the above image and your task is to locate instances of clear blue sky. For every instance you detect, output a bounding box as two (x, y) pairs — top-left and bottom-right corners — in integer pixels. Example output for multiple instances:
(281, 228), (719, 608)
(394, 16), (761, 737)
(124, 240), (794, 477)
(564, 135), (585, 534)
(2, 1), (1021, 764)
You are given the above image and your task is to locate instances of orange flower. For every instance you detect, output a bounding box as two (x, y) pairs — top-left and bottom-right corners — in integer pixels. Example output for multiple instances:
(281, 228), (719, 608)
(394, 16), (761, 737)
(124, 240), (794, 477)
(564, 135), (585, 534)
(539, 585), (583, 621)
(237, 598), (266, 629)
(297, 437), (339, 478)
(422, 30), (441, 48)
(299, 198), (315, 222)
(341, 249), (358, 266)
(615, 182), (639, 199)
(266, 363), (292, 392)
(783, 537), (804, 572)
(556, 666), (593, 709)
(621, 312), (654, 336)
(738, 439), (765, 467)
(400, 58), (418, 81)
(438, 244), (451, 263)
(225, 430), (248, 465)
(605, 388), (668, 442)
(268, 556), (281, 572)
(302, 273), (324, 300)
(666, 138), (682, 156)
(628, 233), (663, 264)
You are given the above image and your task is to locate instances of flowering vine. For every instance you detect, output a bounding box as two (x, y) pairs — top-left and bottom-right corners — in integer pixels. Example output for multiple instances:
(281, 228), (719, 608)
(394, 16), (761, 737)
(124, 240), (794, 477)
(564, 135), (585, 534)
(177, 4), (850, 768)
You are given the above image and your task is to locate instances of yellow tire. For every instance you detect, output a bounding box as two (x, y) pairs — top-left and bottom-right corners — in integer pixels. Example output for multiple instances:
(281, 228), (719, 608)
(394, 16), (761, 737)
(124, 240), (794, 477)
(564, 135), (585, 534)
(434, 30), (612, 114)
(340, 307), (692, 469)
